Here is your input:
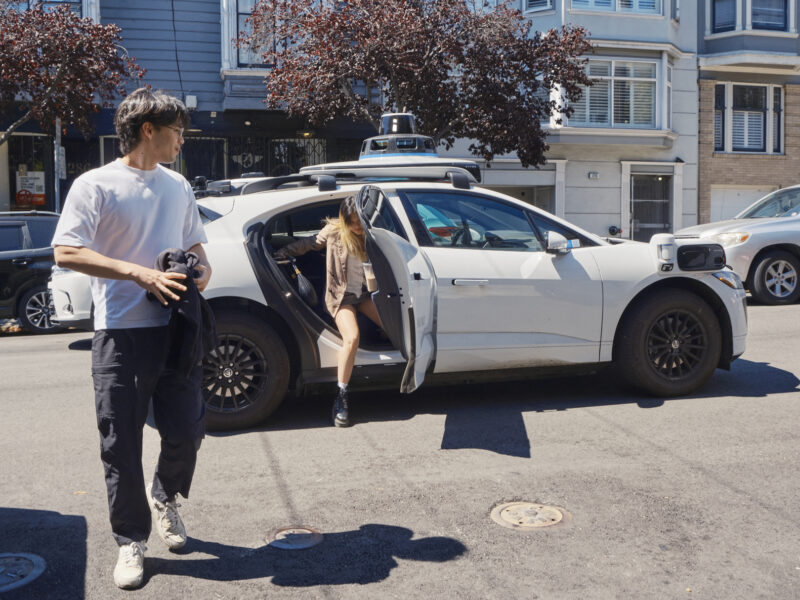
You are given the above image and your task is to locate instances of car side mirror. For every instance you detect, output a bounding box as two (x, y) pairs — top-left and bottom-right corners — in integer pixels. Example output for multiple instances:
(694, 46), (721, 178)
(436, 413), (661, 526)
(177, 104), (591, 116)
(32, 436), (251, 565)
(545, 231), (571, 255)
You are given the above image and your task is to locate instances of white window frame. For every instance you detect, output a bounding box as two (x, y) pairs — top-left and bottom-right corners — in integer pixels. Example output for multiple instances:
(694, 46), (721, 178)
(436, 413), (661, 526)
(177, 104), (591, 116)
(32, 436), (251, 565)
(221, 0), (271, 74)
(705, 0), (797, 36)
(568, 58), (660, 129)
(571, 0), (663, 15)
(713, 82), (783, 155)
(525, 0), (554, 11)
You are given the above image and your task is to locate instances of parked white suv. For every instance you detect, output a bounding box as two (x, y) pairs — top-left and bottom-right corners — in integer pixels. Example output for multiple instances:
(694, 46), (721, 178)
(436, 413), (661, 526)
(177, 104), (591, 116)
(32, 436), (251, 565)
(677, 185), (800, 305)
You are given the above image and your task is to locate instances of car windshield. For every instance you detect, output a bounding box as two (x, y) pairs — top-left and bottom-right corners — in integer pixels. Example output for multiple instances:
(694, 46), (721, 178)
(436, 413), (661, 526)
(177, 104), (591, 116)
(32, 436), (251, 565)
(738, 188), (800, 218)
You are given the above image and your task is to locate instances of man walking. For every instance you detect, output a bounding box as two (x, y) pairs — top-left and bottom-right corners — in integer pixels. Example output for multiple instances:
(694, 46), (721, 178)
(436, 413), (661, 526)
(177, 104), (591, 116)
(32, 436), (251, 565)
(52, 88), (212, 589)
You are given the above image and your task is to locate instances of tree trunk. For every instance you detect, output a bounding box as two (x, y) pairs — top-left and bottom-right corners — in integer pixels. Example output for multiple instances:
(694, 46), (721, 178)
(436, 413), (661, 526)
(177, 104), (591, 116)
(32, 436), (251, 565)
(0, 110), (33, 147)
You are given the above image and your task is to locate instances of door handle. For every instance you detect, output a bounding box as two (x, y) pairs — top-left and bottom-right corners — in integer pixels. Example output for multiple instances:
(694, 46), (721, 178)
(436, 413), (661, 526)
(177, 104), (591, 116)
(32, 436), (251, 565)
(12, 258), (30, 266)
(452, 279), (489, 286)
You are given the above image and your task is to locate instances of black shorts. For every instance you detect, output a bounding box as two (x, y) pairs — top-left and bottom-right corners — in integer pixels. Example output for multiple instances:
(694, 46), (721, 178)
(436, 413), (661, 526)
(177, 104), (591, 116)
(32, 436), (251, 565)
(340, 290), (370, 306)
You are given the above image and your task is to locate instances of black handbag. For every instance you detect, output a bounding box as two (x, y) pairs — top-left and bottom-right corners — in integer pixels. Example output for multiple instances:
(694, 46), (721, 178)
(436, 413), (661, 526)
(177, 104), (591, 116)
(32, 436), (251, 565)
(289, 257), (318, 307)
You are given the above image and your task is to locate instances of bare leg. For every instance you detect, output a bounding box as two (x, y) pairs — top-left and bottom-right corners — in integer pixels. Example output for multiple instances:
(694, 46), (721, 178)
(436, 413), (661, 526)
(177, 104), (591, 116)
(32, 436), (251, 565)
(356, 298), (383, 329)
(333, 305), (360, 385)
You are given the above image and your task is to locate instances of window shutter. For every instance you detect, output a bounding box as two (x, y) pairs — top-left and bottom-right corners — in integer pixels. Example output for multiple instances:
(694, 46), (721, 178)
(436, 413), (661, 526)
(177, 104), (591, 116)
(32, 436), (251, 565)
(571, 86), (588, 124)
(714, 111), (723, 149)
(590, 80), (611, 125)
(632, 81), (655, 126)
(527, 0), (551, 9)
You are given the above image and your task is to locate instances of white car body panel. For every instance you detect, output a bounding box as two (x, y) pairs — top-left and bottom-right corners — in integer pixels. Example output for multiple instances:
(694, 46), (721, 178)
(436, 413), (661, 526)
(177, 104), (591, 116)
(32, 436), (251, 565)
(422, 245), (603, 372)
(49, 268), (93, 327)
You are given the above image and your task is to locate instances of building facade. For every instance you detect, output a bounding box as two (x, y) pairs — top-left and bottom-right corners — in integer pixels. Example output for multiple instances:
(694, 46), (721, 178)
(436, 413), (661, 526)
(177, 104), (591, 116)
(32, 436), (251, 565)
(0, 0), (370, 213)
(440, 0), (698, 241)
(698, 0), (800, 222)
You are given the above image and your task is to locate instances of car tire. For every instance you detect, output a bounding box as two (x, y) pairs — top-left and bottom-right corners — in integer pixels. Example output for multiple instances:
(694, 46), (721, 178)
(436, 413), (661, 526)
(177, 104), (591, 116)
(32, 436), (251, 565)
(18, 285), (62, 334)
(614, 289), (721, 397)
(749, 250), (800, 305)
(203, 310), (290, 431)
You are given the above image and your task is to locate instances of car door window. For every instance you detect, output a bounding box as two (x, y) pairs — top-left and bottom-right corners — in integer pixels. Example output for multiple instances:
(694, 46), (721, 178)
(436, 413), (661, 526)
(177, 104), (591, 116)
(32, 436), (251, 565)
(0, 223), (25, 252)
(401, 190), (543, 251)
(358, 187), (408, 240)
(26, 219), (57, 249)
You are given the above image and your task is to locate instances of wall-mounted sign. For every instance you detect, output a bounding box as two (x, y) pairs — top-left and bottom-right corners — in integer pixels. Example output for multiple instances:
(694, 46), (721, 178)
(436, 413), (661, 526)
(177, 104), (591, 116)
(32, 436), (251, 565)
(15, 171), (46, 207)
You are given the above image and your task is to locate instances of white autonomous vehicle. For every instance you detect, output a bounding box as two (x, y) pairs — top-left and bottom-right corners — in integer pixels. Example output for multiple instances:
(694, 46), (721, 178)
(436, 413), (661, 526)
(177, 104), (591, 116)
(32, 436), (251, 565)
(52, 114), (748, 430)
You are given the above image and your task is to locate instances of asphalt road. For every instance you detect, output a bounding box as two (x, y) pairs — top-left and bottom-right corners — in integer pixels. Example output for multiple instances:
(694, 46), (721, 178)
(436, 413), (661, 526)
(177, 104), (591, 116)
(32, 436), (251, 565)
(1, 302), (799, 600)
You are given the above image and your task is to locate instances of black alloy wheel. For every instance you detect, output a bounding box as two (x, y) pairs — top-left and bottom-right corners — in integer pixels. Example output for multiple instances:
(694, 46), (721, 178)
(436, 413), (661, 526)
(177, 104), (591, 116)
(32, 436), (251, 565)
(645, 309), (708, 380)
(203, 333), (268, 414)
(202, 311), (290, 431)
(614, 289), (722, 397)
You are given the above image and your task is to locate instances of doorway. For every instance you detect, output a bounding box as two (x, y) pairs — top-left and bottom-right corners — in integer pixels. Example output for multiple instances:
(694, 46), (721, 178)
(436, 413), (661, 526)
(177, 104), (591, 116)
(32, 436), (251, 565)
(631, 174), (672, 242)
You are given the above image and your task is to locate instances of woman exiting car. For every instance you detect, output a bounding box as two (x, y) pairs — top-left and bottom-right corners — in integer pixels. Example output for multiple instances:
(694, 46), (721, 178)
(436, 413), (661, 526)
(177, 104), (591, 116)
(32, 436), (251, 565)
(275, 196), (383, 427)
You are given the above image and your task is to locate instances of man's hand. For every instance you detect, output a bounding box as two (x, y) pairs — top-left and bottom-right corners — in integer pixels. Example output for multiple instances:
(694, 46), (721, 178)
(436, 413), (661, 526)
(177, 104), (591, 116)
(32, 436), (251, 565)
(133, 266), (187, 305)
(193, 263), (211, 292)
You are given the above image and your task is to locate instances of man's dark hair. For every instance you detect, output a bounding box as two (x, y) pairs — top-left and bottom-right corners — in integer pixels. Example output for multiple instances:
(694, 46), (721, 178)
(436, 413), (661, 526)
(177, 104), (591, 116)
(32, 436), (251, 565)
(114, 88), (190, 155)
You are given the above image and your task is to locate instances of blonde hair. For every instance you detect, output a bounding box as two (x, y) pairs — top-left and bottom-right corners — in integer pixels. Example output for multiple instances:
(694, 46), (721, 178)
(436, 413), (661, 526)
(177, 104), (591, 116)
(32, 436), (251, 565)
(325, 196), (367, 261)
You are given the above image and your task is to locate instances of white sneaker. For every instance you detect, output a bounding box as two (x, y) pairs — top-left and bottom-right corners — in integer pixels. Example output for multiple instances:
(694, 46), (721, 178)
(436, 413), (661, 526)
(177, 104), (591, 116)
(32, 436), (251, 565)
(113, 541), (145, 589)
(146, 482), (187, 550)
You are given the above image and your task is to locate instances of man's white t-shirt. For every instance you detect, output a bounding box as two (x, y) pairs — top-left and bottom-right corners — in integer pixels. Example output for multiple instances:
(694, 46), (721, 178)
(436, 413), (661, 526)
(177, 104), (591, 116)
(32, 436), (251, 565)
(52, 159), (207, 330)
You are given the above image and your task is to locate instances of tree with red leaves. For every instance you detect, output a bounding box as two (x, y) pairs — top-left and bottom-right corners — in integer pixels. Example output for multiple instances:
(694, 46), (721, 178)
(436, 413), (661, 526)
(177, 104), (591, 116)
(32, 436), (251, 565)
(0, 2), (144, 147)
(240, 0), (591, 166)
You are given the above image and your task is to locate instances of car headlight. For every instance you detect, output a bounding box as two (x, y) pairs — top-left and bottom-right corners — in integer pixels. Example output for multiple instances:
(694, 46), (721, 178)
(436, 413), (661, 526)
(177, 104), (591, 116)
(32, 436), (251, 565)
(709, 232), (750, 247)
(713, 271), (743, 289)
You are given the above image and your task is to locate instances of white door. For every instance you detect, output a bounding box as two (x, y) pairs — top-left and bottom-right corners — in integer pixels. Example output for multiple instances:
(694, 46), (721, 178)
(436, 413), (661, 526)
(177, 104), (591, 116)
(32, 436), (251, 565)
(710, 187), (776, 221)
(356, 186), (437, 392)
(397, 189), (603, 373)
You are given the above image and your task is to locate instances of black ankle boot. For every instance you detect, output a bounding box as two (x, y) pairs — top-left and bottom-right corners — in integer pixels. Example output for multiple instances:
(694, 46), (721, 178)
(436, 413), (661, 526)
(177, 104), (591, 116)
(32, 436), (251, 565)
(332, 388), (350, 427)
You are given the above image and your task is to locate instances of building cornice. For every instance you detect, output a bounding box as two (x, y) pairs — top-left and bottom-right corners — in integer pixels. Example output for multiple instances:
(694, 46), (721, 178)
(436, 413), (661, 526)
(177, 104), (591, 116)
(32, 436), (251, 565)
(699, 51), (800, 73)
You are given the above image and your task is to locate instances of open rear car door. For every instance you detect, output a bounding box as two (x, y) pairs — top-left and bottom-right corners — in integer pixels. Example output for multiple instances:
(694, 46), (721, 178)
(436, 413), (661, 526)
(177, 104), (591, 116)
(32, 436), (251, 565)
(355, 185), (437, 393)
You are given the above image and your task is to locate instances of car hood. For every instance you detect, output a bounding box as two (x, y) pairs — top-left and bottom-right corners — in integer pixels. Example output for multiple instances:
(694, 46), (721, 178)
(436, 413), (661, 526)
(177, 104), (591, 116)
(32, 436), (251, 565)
(676, 217), (785, 238)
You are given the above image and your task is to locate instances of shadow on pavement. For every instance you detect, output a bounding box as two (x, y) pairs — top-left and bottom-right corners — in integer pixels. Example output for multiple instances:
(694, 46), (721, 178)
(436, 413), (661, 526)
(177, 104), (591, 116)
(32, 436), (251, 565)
(146, 524), (465, 587)
(67, 338), (92, 351)
(0, 507), (86, 600)
(216, 357), (798, 459)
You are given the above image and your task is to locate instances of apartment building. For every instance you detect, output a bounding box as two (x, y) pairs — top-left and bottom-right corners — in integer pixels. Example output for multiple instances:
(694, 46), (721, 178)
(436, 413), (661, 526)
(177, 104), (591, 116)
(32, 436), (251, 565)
(698, 0), (800, 222)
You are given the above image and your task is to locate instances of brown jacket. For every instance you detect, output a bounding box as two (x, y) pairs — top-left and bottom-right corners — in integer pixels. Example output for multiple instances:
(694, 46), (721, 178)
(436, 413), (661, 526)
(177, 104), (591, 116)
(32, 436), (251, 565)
(282, 223), (358, 316)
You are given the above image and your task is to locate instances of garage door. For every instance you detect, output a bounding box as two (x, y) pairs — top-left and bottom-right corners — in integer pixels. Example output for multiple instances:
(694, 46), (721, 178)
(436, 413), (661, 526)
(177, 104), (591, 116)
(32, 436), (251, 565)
(710, 187), (776, 221)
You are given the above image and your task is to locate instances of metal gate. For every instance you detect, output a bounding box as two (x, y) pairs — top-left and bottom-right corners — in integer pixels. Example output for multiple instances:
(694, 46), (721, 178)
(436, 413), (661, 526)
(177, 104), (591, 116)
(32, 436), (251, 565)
(225, 137), (327, 178)
(631, 174), (672, 242)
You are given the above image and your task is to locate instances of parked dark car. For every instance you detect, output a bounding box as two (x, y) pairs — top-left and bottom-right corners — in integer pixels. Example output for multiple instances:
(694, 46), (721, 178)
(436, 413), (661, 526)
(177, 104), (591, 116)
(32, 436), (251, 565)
(0, 211), (62, 333)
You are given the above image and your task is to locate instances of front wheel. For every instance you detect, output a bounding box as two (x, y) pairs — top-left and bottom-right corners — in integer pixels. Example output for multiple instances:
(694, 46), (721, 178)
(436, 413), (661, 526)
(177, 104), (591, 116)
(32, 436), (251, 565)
(18, 285), (62, 334)
(749, 250), (800, 305)
(614, 290), (722, 397)
(203, 310), (290, 431)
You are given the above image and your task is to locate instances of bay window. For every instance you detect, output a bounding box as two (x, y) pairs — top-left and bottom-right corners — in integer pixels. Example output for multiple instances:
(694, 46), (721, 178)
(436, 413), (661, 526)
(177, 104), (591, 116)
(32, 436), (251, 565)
(713, 83), (783, 154)
(712, 0), (736, 32)
(570, 60), (657, 128)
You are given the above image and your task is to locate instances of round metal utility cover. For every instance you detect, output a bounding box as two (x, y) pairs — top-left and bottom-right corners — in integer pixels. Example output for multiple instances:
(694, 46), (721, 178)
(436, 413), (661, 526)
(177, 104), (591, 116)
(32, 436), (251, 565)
(0, 553), (46, 593)
(490, 502), (568, 530)
(267, 527), (323, 550)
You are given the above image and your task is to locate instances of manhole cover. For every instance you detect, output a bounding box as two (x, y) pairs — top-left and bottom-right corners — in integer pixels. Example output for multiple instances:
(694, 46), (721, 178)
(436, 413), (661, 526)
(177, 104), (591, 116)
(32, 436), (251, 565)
(267, 527), (323, 550)
(490, 502), (569, 530)
(0, 553), (46, 593)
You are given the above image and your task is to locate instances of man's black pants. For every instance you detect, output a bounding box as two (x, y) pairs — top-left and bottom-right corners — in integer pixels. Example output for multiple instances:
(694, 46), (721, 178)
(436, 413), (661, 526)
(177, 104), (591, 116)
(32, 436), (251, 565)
(92, 326), (205, 546)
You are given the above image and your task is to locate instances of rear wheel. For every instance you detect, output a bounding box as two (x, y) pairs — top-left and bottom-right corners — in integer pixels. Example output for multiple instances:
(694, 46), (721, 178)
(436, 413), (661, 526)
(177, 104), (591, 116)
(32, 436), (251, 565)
(203, 310), (290, 431)
(749, 250), (800, 305)
(614, 290), (721, 396)
(18, 285), (62, 334)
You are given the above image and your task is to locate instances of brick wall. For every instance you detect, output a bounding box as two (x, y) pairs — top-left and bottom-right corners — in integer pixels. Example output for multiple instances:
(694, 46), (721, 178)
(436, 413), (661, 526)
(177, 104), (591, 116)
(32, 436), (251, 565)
(698, 80), (800, 224)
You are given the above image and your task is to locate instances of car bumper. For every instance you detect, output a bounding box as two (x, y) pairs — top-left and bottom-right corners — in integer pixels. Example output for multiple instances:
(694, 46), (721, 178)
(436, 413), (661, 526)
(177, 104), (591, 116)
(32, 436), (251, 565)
(49, 270), (93, 330)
